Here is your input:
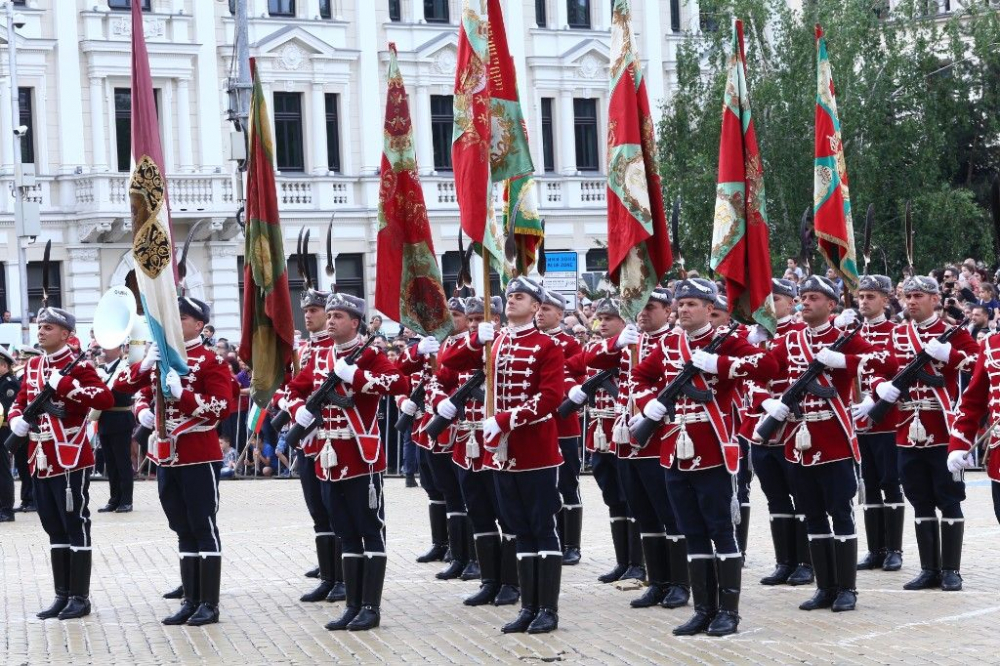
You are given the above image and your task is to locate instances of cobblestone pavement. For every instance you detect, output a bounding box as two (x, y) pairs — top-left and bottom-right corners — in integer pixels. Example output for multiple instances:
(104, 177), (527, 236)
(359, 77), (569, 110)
(2, 471), (999, 665)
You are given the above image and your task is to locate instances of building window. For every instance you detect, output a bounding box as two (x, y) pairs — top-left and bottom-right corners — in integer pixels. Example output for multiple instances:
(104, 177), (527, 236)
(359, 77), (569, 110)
(573, 98), (599, 172)
(567, 0), (590, 29)
(269, 0), (296, 16)
(335, 254), (365, 299)
(325, 93), (341, 173)
(18, 88), (34, 165)
(389, 0), (401, 21)
(585, 248), (608, 272)
(540, 97), (555, 172)
(424, 0), (449, 23)
(670, 0), (680, 32)
(239, 253), (316, 332)
(536, 0), (546, 27)
(273, 92), (305, 172)
(27, 261), (61, 315)
(700, 9), (719, 32)
(430, 95), (453, 171)
(115, 88), (160, 173)
(320, 0), (332, 18)
(108, 0), (151, 9)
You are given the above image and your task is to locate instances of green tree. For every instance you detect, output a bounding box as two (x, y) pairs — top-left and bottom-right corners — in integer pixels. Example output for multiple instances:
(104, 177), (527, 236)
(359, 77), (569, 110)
(657, 0), (1000, 278)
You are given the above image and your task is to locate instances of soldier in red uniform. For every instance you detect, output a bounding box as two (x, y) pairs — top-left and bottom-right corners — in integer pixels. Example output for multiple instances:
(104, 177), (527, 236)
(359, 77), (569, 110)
(632, 278), (777, 636)
(759, 276), (895, 614)
(856, 275), (978, 592)
(286, 292), (407, 631)
(439, 277), (566, 634)
(850, 275), (906, 572)
(116, 298), (233, 626)
(739, 279), (813, 587)
(534, 289), (586, 566)
(8, 306), (113, 620)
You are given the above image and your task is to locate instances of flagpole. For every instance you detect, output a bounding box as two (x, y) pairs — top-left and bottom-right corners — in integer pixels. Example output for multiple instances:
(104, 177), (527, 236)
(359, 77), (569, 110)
(482, 250), (494, 418)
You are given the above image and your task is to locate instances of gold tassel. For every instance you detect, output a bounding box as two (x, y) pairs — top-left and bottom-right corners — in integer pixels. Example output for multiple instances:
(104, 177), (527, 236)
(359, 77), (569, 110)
(908, 413), (927, 444)
(795, 424), (812, 452)
(675, 425), (695, 460)
(612, 414), (631, 445)
(466, 435), (480, 460)
(594, 427), (608, 453)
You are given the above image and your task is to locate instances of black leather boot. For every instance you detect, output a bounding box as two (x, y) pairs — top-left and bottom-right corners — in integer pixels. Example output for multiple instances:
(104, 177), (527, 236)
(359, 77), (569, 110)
(882, 504), (904, 571)
(326, 555), (363, 630)
(163, 584), (184, 599)
(786, 517), (814, 586)
(416, 502), (448, 563)
(760, 516), (795, 585)
(301, 535), (336, 602)
(857, 506), (886, 570)
(465, 534), (502, 606)
(347, 555), (386, 631)
(631, 535), (669, 608)
(903, 518), (941, 590)
(940, 519), (964, 591)
(661, 536), (690, 609)
(706, 556), (741, 636)
(501, 554), (537, 633)
(598, 519), (629, 583)
(799, 537), (837, 610)
(562, 506), (582, 566)
(37, 547), (71, 619)
(832, 538), (858, 612)
(326, 537), (346, 602)
(186, 557), (221, 626)
(437, 515), (468, 579)
(737, 505), (751, 565)
(304, 567), (320, 579)
(672, 557), (718, 636)
(618, 519), (646, 581)
(494, 535), (520, 606)
(163, 556), (200, 625)
(58, 550), (93, 620)
(460, 517), (481, 580)
(527, 553), (561, 634)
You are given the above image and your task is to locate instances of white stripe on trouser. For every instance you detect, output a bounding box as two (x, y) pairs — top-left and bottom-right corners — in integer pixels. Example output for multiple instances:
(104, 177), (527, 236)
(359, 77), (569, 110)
(834, 534), (857, 542)
(808, 533), (834, 541)
(502, 533), (516, 542)
(473, 531), (501, 538)
(609, 517), (628, 523)
(640, 532), (667, 538)
(563, 504), (582, 510)
(943, 517), (964, 526)
(885, 503), (905, 509)
(517, 552), (538, 561)
(179, 552), (199, 558)
(914, 516), (941, 524)
(769, 514), (794, 520)
(72, 470), (90, 551)
(538, 551), (562, 559)
(716, 552), (741, 560)
(316, 532), (336, 537)
(446, 512), (468, 518)
(428, 500), (446, 505)
(205, 463), (221, 556)
(666, 534), (684, 542)
(52, 544), (71, 549)
(343, 553), (364, 559)
(688, 553), (715, 561)
(364, 551), (387, 559)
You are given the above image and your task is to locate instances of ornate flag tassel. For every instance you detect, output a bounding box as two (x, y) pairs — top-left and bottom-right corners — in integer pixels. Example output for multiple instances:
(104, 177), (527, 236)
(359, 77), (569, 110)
(795, 424), (812, 452)
(908, 413), (926, 444)
(675, 425), (695, 460)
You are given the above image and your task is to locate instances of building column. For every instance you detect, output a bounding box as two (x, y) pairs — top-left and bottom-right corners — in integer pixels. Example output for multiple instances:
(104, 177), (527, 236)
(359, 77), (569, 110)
(339, 85), (354, 175)
(54, 4), (85, 173)
(410, 0), (425, 24)
(356, 0), (381, 173)
(161, 80), (176, 173)
(310, 82), (329, 175)
(558, 89), (575, 175)
(642, 0), (665, 126)
(0, 78), (11, 174)
(177, 79), (195, 173)
(193, 0), (223, 172)
(414, 84), (434, 175)
(304, 0), (322, 18)
(88, 75), (108, 172)
(66, 247), (102, 321)
(207, 244), (241, 339)
(555, 0), (568, 29)
(687, 0), (701, 33)
(599, 0), (611, 30)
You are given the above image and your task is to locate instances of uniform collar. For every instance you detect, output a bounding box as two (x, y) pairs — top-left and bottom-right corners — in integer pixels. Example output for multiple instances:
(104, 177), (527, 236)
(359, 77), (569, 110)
(44, 345), (71, 361)
(685, 323), (713, 340)
(185, 337), (204, 350)
(917, 314), (939, 329)
(544, 326), (563, 336)
(310, 331), (331, 343)
(508, 321), (535, 337)
(777, 315), (794, 326)
(808, 321), (833, 335)
(335, 335), (362, 353)
(646, 324), (671, 337)
(865, 314), (887, 325)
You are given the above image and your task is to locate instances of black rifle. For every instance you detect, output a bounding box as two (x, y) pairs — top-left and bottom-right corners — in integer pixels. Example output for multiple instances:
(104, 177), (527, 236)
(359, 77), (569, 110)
(284, 336), (375, 449)
(423, 370), (487, 440)
(4, 352), (83, 454)
(631, 322), (740, 448)
(270, 404), (292, 432)
(867, 318), (969, 426)
(557, 367), (619, 419)
(755, 322), (862, 443)
(395, 379), (426, 433)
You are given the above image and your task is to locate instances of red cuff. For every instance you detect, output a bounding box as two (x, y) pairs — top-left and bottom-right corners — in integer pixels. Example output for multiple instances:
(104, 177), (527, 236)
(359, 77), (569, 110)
(494, 411), (512, 432)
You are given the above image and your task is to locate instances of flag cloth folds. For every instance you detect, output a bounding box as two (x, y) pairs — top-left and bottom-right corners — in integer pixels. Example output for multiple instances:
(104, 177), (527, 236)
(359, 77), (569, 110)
(813, 24), (859, 293)
(238, 58), (296, 409)
(710, 20), (776, 335)
(128, 0), (188, 389)
(502, 175), (543, 276)
(375, 44), (453, 341)
(606, 0), (672, 321)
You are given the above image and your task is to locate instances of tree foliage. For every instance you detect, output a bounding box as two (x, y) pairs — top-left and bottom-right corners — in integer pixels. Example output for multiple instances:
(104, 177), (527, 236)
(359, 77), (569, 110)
(657, 0), (1000, 278)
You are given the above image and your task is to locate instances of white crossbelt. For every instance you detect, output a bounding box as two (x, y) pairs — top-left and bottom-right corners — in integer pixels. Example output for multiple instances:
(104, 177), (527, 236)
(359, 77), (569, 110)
(316, 428), (353, 440)
(672, 412), (711, 425)
(589, 408), (617, 419)
(787, 410), (835, 423)
(898, 399), (941, 412)
(29, 426), (81, 443)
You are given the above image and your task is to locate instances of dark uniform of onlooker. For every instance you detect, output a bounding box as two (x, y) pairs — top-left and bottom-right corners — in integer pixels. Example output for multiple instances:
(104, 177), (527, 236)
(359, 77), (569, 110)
(94, 346), (136, 513)
(0, 345), (21, 522)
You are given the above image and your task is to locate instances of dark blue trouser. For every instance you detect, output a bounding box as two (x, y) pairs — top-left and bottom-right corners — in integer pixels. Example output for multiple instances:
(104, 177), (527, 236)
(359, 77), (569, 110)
(35, 469), (92, 549)
(456, 466), (505, 534)
(323, 474), (385, 555)
(791, 459), (857, 536)
(751, 444), (798, 515)
(419, 447), (443, 501)
(737, 437), (752, 505)
(0, 445), (13, 512)
(898, 446), (964, 519)
(100, 421), (135, 507)
(557, 437), (582, 506)
(157, 462), (222, 555)
(992, 482), (1000, 526)
(858, 431), (903, 504)
(402, 428), (417, 476)
(591, 451), (627, 517)
(619, 457), (679, 534)
(428, 451), (466, 514)
(494, 467), (560, 554)
(299, 454), (332, 534)
(664, 465), (737, 556)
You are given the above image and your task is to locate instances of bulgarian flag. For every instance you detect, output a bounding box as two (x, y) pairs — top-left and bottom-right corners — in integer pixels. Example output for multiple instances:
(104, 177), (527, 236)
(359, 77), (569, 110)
(238, 59), (296, 409)
(813, 25), (859, 293)
(606, 0), (672, 321)
(375, 44), (454, 341)
(710, 20), (776, 334)
(246, 402), (266, 436)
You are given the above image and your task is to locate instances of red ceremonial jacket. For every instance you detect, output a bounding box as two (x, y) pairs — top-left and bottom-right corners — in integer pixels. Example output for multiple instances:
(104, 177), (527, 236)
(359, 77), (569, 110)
(543, 327), (584, 439)
(10, 345), (113, 478)
(281, 333), (334, 458)
(441, 322), (565, 472)
(565, 336), (629, 456)
(427, 350), (490, 472)
(271, 331), (332, 412)
(396, 339), (438, 451)
(116, 339), (232, 467)
(949, 334), (1000, 481)
(738, 317), (807, 445)
(285, 336), (407, 482)
(855, 317), (899, 435)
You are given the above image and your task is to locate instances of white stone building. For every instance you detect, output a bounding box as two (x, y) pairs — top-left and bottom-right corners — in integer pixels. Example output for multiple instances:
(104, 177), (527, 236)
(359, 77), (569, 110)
(0, 0), (706, 338)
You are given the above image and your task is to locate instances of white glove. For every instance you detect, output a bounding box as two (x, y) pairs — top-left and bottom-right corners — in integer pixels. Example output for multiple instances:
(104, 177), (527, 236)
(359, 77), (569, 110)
(417, 336), (440, 356)
(165, 369), (183, 399)
(852, 395), (875, 421)
(47, 371), (63, 392)
(483, 417), (502, 442)
(834, 308), (858, 328)
(277, 397), (289, 411)
(334, 358), (358, 384)
(9, 416), (29, 437)
(947, 449), (974, 474)
(875, 381), (901, 403)
(627, 413), (643, 428)
(138, 408), (155, 429)
(401, 399), (418, 416)
(615, 324), (640, 350)
(436, 400), (457, 420)
(140, 342), (160, 373)
(568, 385), (588, 405)
(642, 400), (667, 422)
(692, 350), (719, 374)
(747, 325), (769, 345)
(294, 407), (316, 428)
(762, 398), (790, 422)
(926, 339), (951, 363)
(477, 322), (495, 343)
(816, 348), (847, 369)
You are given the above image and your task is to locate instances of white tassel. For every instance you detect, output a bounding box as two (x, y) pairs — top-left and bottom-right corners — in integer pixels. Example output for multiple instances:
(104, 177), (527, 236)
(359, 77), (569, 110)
(465, 435), (480, 460)
(36, 449), (48, 472)
(731, 477), (741, 525)
(493, 435), (509, 464)
(612, 414), (631, 445)
(322, 442), (338, 469)
(675, 425), (695, 460)
(368, 476), (378, 509)
(908, 413), (927, 444)
(795, 424), (812, 452)
(594, 427), (609, 453)
(65, 485), (73, 513)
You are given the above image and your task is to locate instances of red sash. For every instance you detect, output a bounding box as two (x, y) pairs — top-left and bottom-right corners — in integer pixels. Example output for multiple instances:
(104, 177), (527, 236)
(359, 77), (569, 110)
(29, 360), (89, 469)
(905, 321), (955, 429)
(678, 334), (738, 473)
(796, 330), (859, 462)
(337, 383), (381, 465)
